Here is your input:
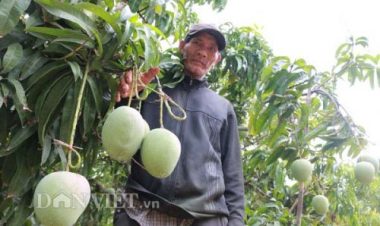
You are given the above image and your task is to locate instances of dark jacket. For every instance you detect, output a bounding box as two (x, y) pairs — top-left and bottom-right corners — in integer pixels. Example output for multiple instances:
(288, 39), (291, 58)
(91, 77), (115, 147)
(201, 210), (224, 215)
(126, 75), (245, 225)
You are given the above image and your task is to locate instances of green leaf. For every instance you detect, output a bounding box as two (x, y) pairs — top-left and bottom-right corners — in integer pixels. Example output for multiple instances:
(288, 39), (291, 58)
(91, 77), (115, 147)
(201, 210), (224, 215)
(0, 0), (31, 37)
(0, 107), (8, 144)
(59, 80), (81, 144)
(37, 75), (73, 145)
(41, 134), (52, 165)
(335, 43), (350, 58)
(254, 104), (279, 133)
(1, 42), (23, 73)
(6, 78), (27, 107)
(366, 68), (375, 89)
(0, 87), (3, 108)
(119, 19), (133, 47)
(56, 145), (67, 170)
(355, 36), (368, 47)
(27, 26), (95, 47)
(86, 75), (102, 114)
(104, 0), (114, 9)
(7, 195), (33, 226)
(7, 153), (34, 197)
(266, 147), (285, 165)
(75, 2), (122, 38)
(82, 88), (96, 136)
(25, 60), (67, 91)
(154, 4), (163, 15)
(6, 78), (29, 122)
(20, 53), (48, 80)
(266, 121), (287, 147)
(35, 0), (103, 55)
(1, 82), (9, 97)
(67, 61), (82, 81)
(304, 123), (329, 141)
(0, 125), (36, 157)
(136, 25), (160, 69)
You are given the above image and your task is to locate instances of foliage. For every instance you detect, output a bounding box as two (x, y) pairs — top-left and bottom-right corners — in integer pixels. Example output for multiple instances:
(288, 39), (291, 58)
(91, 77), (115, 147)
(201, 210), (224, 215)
(0, 0), (380, 225)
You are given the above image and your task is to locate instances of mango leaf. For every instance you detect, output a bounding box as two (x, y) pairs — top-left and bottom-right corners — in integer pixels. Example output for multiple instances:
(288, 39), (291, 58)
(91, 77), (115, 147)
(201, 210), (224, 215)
(35, 0), (103, 55)
(24, 60), (67, 91)
(0, 198), (13, 217)
(75, 2), (122, 38)
(7, 152), (34, 197)
(1, 42), (23, 74)
(0, 0), (31, 37)
(266, 121), (287, 147)
(27, 26), (94, 48)
(266, 147), (285, 165)
(104, 0), (114, 9)
(6, 78), (29, 122)
(304, 123), (329, 142)
(2, 125), (36, 157)
(37, 75), (73, 145)
(56, 145), (67, 170)
(0, 107), (8, 144)
(6, 78), (27, 107)
(335, 43), (351, 58)
(40, 134), (51, 165)
(119, 19), (133, 47)
(82, 88), (96, 136)
(20, 52), (48, 80)
(254, 104), (280, 133)
(0, 92), (3, 108)
(136, 25), (160, 69)
(321, 138), (347, 152)
(86, 75), (103, 114)
(1, 82), (9, 97)
(355, 36), (368, 47)
(7, 195), (33, 226)
(67, 61), (82, 81)
(59, 80), (81, 144)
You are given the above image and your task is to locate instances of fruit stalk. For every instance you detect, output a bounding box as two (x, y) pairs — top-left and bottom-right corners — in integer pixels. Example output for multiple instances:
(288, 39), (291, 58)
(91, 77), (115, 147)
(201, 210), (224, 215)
(295, 182), (304, 226)
(65, 60), (90, 170)
(127, 67), (137, 107)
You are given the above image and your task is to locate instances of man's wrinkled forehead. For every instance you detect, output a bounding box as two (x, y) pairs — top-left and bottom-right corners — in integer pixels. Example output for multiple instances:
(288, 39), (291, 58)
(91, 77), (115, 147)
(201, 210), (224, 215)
(187, 32), (219, 47)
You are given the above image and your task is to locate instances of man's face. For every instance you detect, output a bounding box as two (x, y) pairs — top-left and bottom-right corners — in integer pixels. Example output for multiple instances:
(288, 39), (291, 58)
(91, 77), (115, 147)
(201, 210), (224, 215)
(179, 32), (222, 79)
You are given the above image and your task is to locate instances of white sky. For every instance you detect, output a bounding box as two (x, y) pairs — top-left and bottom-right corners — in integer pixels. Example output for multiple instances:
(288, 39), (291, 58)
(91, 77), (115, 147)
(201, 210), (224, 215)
(195, 0), (380, 157)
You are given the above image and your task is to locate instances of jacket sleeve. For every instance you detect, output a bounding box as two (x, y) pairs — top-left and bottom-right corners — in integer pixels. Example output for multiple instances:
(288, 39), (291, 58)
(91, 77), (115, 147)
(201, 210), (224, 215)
(221, 104), (245, 226)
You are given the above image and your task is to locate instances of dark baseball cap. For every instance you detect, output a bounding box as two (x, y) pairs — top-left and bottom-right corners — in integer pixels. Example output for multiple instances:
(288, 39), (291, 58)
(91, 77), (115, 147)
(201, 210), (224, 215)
(184, 23), (226, 51)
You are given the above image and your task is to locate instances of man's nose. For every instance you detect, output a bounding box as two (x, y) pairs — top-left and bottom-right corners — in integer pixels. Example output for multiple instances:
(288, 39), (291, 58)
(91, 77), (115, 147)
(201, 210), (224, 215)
(197, 48), (207, 58)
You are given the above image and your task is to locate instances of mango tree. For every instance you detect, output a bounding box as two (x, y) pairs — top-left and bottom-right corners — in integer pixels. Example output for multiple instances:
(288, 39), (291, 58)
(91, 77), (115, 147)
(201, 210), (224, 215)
(1, 0), (380, 225)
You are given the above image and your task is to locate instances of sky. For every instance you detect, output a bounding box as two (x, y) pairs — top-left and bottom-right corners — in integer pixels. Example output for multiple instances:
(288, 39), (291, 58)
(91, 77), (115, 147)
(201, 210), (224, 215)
(195, 0), (380, 157)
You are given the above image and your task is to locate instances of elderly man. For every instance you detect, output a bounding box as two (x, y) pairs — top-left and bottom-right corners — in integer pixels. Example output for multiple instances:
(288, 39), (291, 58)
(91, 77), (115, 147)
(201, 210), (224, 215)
(114, 23), (245, 226)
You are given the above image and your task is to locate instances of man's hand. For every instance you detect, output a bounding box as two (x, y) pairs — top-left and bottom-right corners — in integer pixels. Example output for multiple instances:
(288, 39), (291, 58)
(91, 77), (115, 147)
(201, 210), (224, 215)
(115, 67), (160, 102)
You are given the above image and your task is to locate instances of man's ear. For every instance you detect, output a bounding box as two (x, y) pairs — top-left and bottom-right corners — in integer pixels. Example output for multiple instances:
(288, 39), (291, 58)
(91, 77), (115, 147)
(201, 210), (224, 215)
(214, 52), (222, 65)
(179, 40), (186, 54)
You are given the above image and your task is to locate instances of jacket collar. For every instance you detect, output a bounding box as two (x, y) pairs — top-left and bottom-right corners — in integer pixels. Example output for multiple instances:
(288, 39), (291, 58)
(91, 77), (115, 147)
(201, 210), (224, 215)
(181, 74), (208, 89)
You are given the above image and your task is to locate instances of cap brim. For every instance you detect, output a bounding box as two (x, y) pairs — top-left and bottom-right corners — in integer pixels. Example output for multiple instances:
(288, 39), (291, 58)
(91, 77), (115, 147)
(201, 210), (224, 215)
(185, 29), (226, 51)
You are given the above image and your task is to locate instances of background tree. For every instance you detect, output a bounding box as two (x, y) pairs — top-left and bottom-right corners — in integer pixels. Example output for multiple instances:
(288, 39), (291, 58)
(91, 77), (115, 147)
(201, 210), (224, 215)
(0, 0), (379, 225)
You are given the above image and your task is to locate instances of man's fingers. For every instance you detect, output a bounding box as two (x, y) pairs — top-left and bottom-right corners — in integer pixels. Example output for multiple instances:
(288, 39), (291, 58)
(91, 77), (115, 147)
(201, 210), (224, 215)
(121, 84), (130, 98)
(120, 70), (132, 86)
(125, 70), (132, 84)
(115, 92), (121, 103)
(140, 67), (160, 85)
(116, 67), (160, 101)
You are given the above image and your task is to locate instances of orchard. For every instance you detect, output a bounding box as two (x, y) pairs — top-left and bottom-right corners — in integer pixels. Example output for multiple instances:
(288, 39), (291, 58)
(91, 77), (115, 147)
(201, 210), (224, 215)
(1, 0), (380, 225)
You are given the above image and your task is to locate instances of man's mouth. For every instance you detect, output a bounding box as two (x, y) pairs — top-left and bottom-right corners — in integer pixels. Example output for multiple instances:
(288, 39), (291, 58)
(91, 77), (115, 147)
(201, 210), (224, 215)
(191, 60), (206, 67)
